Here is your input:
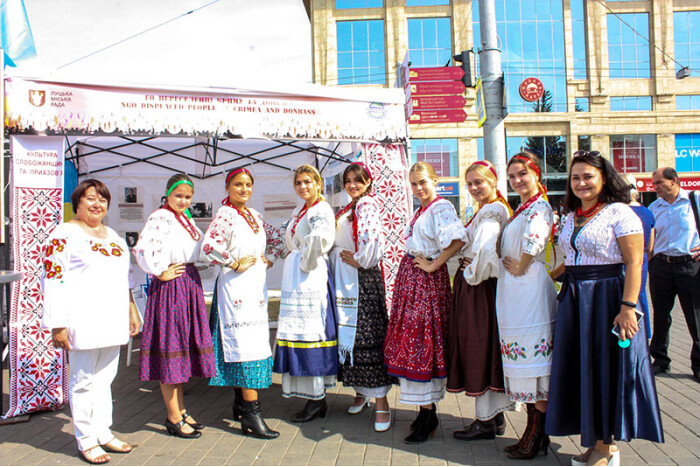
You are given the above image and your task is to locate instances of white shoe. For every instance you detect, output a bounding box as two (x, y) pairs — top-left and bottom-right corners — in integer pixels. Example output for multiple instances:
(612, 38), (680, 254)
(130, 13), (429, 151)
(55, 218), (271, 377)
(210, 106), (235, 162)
(581, 447), (620, 466)
(374, 410), (391, 432)
(347, 396), (370, 414)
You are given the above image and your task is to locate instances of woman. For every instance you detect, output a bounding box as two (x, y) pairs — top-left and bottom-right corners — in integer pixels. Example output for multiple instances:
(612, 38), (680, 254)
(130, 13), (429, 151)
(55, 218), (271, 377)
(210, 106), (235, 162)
(134, 174), (216, 439)
(201, 168), (281, 439)
(621, 173), (655, 334)
(546, 151), (664, 466)
(384, 161), (465, 443)
(273, 164), (337, 422)
(43, 179), (141, 464)
(331, 162), (395, 432)
(447, 160), (514, 441)
(496, 152), (557, 459)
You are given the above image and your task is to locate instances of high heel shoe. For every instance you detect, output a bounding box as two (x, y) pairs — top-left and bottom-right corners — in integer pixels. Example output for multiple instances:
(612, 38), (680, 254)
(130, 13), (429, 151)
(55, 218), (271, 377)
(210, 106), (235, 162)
(504, 404), (534, 453)
(240, 400), (280, 439)
(374, 410), (391, 432)
(181, 411), (204, 430)
(165, 418), (202, 439)
(347, 396), (370, 415)
(232, 388), (243, 421)
(290, 398), (327, 423)
(507, 407), (549, 459)
(404, 404), (438, 444)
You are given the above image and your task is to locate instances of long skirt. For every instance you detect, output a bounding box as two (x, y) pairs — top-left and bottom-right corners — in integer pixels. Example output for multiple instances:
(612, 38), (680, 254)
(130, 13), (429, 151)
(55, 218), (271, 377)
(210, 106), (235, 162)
(139, 264), (216, 385)
(447, 270), (512, 420)
(209, 287), (272, 389)
(384, 254), (450, 404)
(338, 266), (396, 394)
(545, 264), (664, 447)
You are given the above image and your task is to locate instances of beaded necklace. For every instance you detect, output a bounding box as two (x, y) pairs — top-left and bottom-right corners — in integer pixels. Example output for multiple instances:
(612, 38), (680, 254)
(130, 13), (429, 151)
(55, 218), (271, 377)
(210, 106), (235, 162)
(574, 201), (603, 227)
(290, 198), (321, 238)
(163, 205), (200, 241)
(407, 196), (442, 239)
(222, 198), (259, 234)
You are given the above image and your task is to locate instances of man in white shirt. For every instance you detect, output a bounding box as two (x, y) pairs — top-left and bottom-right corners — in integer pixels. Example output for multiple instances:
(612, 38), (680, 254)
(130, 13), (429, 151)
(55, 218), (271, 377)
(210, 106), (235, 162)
(648, 167), (700, 383)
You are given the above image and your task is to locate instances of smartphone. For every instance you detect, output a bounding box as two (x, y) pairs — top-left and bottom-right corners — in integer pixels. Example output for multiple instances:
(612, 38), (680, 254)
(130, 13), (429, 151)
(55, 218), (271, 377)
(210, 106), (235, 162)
(611, 308), (644, 338)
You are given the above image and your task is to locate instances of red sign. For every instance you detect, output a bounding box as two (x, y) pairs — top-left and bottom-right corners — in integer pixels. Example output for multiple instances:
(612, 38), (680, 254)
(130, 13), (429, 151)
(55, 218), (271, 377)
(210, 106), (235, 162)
(612, 140), (644, 172)
(408, 67), (464, 82)
(409, 109), (467, 124)
(635, 176), (700, 192)
(410, 81), (465, 96)
(412, 95), (466, 110)
(519, 77), (544, 102)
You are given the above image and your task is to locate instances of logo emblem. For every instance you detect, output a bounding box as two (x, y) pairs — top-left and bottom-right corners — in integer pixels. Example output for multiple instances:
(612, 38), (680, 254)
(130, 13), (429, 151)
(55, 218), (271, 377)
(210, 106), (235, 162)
(29, 90), (46, 107)
(367, 102), (386, 119)
(518, 78), (544, 102)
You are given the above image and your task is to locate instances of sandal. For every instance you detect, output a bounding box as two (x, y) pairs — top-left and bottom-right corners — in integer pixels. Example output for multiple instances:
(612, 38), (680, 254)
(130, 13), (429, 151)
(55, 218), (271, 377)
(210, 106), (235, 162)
(79, 446), (111, 464)
(101, 437), (132, 454)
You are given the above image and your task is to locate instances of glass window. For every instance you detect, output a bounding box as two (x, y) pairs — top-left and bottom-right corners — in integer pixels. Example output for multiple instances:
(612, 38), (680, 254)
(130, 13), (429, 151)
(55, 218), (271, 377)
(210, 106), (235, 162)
(578, 135), (591, 152)
(675, 134), (700, 172)
(607, 13), (650, 79)
(336, 20), (386, 85)
(674, 11), (700, 74)
(407, 0), (449, 5)
(472, 0), (567, 113)
(408, 18), (452, 67)
(610, 96), (652, 111)
(610, 135), (657, 172)
(677, 95), (700, 110)
(506, 135), (567, 174)
(410, 139), (459, 177)
(336, 0), (382, 8)
(575, 97), (589, 112)
(571, 0), (587, 79)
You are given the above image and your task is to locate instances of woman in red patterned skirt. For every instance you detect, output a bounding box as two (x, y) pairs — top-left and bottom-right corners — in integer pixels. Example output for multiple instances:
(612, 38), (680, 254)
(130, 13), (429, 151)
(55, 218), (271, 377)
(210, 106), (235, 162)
(384, 161), (465, 443)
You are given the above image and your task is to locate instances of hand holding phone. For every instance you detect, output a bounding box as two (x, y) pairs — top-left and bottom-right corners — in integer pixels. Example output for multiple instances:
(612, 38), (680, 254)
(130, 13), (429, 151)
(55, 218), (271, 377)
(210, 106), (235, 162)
(612, 308), (644, 347)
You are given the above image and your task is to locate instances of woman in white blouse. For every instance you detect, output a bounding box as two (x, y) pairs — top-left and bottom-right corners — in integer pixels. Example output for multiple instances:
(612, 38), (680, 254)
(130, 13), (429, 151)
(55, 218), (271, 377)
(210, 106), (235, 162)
(331, 162), (395, 432)
(273, 164), (337, 422)
(134, 174), (216, 439)
(383, 161), (465, 443)
(201, 168), (281, 439)
(43, 179), (141, 464)
(546, 151), (663, 466)
(447, 161), (514, 441)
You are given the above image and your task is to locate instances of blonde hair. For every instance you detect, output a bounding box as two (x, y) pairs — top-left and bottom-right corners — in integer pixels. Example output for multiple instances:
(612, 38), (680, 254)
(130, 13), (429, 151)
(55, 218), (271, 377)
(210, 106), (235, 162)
(621, 173), (639, 201)
(293, 164), (324, 201)
(466, 160), (497, 188)
(409, 161), (438, 180)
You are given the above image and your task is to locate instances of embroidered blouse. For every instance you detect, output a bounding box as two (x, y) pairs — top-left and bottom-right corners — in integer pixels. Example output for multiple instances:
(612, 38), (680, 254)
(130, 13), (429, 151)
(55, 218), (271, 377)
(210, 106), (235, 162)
(335, 196), (385, 269)
(460, 201), (509, 285)
(500, 198), (553, 263)
(405, 198), (465, 258)
(282, 200), (335, 272)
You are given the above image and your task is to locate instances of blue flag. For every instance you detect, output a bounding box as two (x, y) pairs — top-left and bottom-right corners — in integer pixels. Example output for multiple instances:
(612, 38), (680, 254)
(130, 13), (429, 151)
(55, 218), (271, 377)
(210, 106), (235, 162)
(1, 0), (37, 67)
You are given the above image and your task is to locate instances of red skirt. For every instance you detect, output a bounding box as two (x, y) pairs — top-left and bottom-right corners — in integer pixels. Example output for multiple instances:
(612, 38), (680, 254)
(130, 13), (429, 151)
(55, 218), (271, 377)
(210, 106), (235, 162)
(383, 254), (451, 382)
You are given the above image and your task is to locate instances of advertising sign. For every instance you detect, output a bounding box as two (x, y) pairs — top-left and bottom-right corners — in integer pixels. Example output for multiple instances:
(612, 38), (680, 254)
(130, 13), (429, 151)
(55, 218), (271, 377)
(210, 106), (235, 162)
(635, 176), (700, 192)
(519, 77), (544, 102)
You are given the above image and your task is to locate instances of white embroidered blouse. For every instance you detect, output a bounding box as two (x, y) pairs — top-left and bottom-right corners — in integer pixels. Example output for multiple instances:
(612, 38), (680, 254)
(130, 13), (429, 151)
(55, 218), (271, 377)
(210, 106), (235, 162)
(283, 201), (336, 272)
(405, 198), (465, 258)
(335, 196), (385, 269)
(459, 201), (509, 285)
(559, 203), (643, 266)
(133, 209), (204, 276)
(500, 198), (553, 264)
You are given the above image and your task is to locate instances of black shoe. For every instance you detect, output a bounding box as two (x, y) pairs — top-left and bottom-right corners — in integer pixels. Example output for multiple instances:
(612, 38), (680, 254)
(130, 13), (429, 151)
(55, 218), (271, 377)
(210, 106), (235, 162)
(240, 400), (280, 439)
(232, 388), (244, 421)
(290, 398), (327, 423)
(453, 419), (496, 440)
(504, 404), (534, 453)
(181, 411), (204, 430)
(507, 408), (548, 460)
(404, 404), (438, 444)
(494, 412), (506, 436)
(652, 363), (670, 375)
(165, 418), (202, 439)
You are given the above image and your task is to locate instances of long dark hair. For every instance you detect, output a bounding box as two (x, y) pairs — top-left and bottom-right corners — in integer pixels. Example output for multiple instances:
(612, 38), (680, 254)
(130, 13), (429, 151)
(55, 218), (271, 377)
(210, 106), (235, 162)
(562, 151), (631, 213)
(343, 163), (372, 221)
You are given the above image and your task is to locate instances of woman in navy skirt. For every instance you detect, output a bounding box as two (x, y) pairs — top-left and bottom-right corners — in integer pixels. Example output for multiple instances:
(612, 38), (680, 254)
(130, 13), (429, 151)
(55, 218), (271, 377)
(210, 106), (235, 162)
(134, 174), (216, 439)
(546, 151), (663, 466)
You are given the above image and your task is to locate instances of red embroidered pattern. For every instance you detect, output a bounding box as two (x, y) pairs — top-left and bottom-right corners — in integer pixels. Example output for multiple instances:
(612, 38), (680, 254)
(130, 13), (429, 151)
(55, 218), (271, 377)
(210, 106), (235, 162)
(222, 199), (260, 234)
(507, 191), (543, 225)
(89, 241), (125, 257)
(43, 259), (63, 279)
(407, 196), (442, 239)
(290, 199), (321, 239)
(163, 205), (201, 241)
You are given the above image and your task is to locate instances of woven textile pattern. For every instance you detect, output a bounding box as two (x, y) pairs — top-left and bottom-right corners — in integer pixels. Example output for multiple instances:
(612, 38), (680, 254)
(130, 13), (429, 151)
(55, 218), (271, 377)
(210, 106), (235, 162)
(360, 143), (411, 314)
(5, 187), (66, 418)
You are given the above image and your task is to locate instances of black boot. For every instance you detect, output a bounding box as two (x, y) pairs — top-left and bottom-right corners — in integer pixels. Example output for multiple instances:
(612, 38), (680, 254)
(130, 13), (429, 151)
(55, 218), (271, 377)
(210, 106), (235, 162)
(404, 404), (438, 444)
(239, 400), (280, 439)
(494, 412), (506, 436)
(232, 388), (243, 421)
(508, 407), (550, 460)
(290, 398), (327, 423)
(504, 404), (533, 453)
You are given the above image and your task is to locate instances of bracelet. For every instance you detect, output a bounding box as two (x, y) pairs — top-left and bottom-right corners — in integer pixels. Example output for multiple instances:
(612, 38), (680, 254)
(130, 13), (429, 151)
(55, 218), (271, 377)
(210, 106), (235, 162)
(234, 261), (240, 271)
(621, 300), (637, 308)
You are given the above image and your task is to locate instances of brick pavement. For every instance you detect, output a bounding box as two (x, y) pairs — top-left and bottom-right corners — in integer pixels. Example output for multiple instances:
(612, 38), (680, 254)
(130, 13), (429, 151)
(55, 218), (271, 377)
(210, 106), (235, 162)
(2, 302), (699, 466)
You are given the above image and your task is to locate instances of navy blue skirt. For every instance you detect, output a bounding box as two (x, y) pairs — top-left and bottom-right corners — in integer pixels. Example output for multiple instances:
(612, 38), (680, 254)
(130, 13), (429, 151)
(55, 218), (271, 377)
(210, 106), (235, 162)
(545, 264), (664, 447)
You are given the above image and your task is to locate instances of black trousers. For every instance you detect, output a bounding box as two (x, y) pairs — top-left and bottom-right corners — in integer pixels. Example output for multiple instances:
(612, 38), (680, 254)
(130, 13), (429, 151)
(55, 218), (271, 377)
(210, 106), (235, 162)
(648, 256), (700, 373)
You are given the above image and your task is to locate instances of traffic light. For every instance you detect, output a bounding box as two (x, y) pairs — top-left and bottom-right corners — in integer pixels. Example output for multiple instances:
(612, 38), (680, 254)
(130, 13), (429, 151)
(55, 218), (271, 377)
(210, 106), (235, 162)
(453, 50), (475, 87)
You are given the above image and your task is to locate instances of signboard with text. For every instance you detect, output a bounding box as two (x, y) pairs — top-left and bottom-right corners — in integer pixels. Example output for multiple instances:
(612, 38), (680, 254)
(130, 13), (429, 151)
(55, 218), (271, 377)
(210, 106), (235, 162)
(409, 67), (464, 82)
(635, 176), (700, 192)
(409, 109), (467, 124)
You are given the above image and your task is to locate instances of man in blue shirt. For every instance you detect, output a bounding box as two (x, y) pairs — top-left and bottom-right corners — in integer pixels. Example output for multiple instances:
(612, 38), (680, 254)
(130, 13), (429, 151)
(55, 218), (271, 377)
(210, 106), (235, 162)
(648, 167), (700, 383)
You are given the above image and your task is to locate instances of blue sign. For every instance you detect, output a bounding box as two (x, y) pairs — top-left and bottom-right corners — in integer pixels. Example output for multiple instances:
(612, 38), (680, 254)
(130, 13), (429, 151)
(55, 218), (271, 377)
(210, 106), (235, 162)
(437, 182), (459, 196)
(675, 134), (700, 172)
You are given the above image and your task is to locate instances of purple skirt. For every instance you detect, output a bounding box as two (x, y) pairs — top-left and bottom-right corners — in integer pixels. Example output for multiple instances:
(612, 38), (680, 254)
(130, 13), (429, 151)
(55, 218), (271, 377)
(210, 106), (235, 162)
(139, 264), (216, 385)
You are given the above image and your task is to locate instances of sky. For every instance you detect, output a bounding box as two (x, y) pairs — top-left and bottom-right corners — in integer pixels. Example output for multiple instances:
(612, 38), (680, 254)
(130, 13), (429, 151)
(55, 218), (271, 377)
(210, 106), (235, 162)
(13, 0), (312, 88)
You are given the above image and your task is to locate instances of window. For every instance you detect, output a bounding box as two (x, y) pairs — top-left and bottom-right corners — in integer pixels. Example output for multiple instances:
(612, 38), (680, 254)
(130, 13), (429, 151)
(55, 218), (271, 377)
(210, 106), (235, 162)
(408, 18), (452, 67)
(407, 0), (449, 5)
(506, 135), (567, 174)
(337, 20), (386, 85)
(571, 0), (588, 79)
(578, 135), (591, 152)
(676, 95), (700, 110)
(610, 96), (652, 111)
(575, 97), (589, 112)
(410, 139), (458, 177)
(674, 11), (700, 74)
(607, 13), (650, 79)
(472, 0), (567, 113)
(675, 134), (700, 172)
(336, 0), (382, 8)
(610, 135), (657, 173)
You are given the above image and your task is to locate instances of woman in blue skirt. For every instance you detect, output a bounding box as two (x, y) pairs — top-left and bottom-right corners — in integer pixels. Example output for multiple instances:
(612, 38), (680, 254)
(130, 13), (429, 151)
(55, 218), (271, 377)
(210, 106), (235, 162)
(547, 151), (663, 466)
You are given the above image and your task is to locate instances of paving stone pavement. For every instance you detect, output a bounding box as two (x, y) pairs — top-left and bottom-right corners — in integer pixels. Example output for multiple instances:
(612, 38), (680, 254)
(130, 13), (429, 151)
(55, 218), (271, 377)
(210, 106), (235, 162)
(2, 299), (699, 466)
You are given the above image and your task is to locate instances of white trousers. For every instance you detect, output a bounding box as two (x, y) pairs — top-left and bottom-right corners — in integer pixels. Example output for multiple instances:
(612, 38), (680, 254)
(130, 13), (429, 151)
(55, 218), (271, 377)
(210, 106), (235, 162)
(68, 346), (120, 451)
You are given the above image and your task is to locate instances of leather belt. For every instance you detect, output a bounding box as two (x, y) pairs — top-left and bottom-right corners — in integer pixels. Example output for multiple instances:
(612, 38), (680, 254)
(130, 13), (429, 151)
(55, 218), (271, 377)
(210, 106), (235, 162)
(655, 253), (694, 264)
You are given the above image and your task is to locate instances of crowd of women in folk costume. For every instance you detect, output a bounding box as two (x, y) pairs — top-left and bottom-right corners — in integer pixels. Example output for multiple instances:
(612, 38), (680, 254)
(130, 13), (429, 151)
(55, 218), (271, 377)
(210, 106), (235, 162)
(42, 151), (664, 466)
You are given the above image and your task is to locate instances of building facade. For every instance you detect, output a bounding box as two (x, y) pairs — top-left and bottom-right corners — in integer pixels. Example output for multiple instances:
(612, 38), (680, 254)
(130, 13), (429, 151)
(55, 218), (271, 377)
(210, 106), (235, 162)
(304, 0), (700, 215)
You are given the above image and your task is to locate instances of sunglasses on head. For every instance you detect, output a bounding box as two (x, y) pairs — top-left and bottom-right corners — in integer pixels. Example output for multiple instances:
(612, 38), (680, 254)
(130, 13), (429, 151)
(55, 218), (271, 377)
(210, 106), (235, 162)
(573, 150), (601, 158)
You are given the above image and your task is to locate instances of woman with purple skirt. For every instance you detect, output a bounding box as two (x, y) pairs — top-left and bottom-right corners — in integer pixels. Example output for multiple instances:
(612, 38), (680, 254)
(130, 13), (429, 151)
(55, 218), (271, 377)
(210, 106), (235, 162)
(134, 174), (217, 439)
